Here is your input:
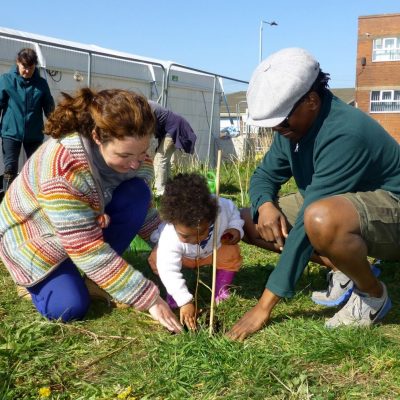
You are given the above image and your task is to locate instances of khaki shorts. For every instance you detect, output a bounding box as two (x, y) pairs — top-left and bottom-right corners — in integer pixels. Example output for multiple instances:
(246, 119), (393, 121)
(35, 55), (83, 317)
(278, 190), (400, 261)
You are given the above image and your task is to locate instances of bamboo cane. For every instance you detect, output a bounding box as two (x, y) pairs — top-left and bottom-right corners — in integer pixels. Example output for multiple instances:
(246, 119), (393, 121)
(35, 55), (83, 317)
(209, 149), (222, 335)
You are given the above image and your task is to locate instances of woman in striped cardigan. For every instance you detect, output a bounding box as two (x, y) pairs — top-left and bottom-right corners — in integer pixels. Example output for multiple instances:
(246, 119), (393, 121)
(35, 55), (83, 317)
(0, 88), (182, 333)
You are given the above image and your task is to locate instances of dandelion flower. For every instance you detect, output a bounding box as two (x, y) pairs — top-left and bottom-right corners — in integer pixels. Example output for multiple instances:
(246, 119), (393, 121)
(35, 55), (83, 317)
(117, 385), (132, 399)
(38, 386), (51, 398)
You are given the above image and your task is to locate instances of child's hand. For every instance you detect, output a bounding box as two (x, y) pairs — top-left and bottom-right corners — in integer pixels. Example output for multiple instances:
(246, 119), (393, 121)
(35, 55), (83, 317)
(221, 228), (241, 245)
(180, 302), (197, 331)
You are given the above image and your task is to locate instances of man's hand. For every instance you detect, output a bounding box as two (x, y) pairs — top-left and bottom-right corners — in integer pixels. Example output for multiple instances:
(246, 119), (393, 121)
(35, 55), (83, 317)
(226, 289), (280, 341)
(180, 302), (197, 331)
(148, 296), (183, 333)
(257, 202), (288, 250)
(221, 228), (241, 245)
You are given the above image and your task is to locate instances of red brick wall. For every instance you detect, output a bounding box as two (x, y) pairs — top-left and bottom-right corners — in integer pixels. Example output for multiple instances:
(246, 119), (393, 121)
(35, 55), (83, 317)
(356, 14), (400, 142)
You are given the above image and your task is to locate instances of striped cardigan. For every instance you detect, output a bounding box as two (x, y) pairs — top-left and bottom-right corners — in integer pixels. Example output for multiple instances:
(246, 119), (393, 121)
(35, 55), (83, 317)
(0, 132), (160, 310)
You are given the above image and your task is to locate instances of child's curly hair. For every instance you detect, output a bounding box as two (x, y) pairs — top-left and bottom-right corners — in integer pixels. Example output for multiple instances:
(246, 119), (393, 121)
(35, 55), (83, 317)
(160, 173), (218, 227)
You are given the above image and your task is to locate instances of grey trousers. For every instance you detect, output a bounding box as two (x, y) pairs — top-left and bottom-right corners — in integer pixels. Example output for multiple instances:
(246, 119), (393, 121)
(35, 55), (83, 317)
(153, 136), (175, 196)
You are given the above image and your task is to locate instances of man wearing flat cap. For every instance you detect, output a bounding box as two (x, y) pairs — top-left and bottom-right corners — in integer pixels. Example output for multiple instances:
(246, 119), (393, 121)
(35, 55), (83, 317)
(227, 47), (400, 341)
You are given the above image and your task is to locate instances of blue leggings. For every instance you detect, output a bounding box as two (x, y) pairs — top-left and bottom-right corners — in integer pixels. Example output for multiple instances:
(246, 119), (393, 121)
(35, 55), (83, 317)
(27, 178), (151, 322)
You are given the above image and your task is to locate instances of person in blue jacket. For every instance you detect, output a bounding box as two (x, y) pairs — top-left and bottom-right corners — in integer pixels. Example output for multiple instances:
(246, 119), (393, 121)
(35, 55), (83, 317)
(0, 48), (55, 192)
(148, 100), (197, 196)
(227, 47), (400, 341)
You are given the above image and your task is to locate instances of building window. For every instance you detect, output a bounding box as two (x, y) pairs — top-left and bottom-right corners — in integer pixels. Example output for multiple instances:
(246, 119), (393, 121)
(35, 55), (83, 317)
(370, 90), (400, 113)
(372, 37), (400, 61)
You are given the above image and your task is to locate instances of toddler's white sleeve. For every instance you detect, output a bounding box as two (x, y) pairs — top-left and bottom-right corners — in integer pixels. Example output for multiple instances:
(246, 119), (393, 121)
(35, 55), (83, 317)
(156, 226), (193, 307)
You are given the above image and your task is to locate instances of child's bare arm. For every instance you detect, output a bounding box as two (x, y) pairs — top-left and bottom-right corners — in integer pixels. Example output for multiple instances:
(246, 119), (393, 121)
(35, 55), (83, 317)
(221, 228), (241, 245)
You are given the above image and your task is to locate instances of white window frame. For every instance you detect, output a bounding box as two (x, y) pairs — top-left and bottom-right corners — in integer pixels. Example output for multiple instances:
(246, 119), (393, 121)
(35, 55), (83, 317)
(372, 37), (400, 62)
(370, 90), (400, 113)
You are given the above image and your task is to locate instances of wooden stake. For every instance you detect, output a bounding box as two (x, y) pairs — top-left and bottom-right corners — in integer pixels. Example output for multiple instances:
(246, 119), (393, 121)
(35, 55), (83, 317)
(209, 149), (222, 335)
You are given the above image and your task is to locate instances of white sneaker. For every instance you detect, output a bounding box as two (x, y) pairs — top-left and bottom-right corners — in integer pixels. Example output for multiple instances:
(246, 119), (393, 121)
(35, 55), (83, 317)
(311, 263), (381, 307)
(325, 281), (392, 328)
(311, 270), (354, 307)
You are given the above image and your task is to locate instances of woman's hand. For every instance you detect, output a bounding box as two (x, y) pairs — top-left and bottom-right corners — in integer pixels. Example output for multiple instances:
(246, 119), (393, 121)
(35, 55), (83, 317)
(180, 302), (197, 331)
(256, 202), (288, 250)
(148, 296), (183, 333)
(221, 228), (241, 245)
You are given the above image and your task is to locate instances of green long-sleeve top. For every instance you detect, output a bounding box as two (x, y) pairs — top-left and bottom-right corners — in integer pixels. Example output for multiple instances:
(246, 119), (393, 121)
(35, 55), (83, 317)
(250, 91), (400, 298)
(0, 66), (54, 142)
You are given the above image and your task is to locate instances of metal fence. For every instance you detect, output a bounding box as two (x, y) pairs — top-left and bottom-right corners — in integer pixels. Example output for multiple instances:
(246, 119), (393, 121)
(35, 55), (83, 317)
(0, 28), (266, 170)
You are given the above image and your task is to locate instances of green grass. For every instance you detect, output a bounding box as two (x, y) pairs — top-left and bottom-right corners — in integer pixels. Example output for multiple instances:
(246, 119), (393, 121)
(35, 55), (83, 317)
(1, 161), (400, 399)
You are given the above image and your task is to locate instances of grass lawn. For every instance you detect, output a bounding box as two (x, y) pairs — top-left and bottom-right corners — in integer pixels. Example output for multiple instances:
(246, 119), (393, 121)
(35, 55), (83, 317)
(1, 163), (400, 399)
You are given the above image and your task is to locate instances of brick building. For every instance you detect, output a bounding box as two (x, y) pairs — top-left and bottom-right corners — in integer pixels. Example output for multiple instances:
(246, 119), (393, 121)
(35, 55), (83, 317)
(356, 13), (400, 142)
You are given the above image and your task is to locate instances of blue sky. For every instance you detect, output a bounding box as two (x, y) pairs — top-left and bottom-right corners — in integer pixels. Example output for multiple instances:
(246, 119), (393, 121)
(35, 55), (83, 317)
(1, 0), (399, 88)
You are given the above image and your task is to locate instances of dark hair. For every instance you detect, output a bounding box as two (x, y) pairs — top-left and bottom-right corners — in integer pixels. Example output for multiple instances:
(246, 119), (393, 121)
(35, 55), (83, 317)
(309, 69), (330, 97)
(44, 87), (155, 141)
(16, 48), (38, 66)
(160, 173), (218, 227)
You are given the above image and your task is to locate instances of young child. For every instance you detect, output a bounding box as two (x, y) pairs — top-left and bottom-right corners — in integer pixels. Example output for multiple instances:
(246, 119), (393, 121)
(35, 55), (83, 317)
(148, 173), (244, 330)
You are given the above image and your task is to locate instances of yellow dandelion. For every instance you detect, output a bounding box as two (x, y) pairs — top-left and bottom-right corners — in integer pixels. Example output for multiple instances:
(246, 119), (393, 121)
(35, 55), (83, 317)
(255, 152), (264, 162)
(38, 386), (51, 398)
(117, 385), (132, 399)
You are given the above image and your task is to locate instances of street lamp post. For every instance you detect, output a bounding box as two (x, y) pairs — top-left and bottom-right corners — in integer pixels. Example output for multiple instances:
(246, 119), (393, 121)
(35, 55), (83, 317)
(259, 20), (278, 63)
